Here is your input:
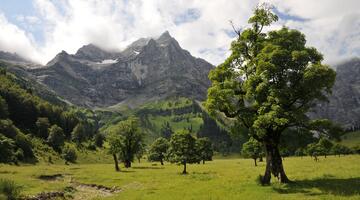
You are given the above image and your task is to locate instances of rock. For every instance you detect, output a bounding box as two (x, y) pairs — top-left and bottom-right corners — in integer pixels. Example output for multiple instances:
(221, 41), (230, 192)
(311, 58), (360, 129)
(30, 31), (213, 108)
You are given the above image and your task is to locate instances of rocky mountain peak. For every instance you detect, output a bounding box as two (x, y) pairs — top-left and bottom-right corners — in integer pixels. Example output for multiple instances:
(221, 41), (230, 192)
(0, 51), (30, 64)
(156, 31), (180, 48)
(31, 32), (214, 108)
(157, 31), (172, 41)
(74, 44), (119, 62)
(46, 50), (70, 66)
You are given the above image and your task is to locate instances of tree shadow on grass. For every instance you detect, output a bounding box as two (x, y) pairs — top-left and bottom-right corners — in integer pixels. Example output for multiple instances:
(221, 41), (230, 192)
(119, 170), (135, 173)
(132, 166), (164, 170)
(273, 177), (360, 196)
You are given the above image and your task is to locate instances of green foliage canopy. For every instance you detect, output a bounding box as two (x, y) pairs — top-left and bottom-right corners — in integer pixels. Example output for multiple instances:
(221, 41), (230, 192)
(167, 130), (199, 174)
(148, 137), (169, 165)
(241, 138), (263, 166)
(196, 137), (213, 164)
(205, 4), (337, 184)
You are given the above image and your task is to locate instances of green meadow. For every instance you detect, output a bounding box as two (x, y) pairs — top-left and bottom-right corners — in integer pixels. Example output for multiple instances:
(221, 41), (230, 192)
(1, 155), (359, 200)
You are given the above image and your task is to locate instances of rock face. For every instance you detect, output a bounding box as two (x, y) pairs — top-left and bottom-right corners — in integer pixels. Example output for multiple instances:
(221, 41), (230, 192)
(31, 31), (213, 107)
(312, 58), (360, 129)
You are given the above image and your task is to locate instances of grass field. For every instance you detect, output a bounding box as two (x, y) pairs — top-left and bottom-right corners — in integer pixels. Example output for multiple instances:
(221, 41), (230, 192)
(341, 131), (360, 147)
(1, 155), (359, 200)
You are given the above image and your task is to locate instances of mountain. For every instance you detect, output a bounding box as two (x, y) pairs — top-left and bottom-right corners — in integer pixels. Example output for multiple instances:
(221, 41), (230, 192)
(31, 31), (213, 108)
(312, 58), (360, 130)
(0, 51), (39, 66)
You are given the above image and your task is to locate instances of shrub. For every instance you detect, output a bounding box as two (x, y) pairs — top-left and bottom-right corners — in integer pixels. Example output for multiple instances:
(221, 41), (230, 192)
(14, 133), (34, 160)
(47, 125), (65, 152)
(0, 179), (22, 200)
(353, 145), (360, 154)
(62, 145), (77, 163)
(0, 134), (16, 163)
(94, 133), (105, 147)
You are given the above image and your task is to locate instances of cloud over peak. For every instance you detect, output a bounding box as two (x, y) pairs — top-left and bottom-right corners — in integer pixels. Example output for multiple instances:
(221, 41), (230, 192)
(0, 0), (359, 66)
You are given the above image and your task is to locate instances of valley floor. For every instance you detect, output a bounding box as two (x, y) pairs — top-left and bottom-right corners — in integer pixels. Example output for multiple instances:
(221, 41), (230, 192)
(1, 155), (360, 200)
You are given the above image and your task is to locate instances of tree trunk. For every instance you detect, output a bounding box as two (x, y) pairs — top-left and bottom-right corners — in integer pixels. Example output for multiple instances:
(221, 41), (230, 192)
(259, 157), (263, 162)
(203, 160), (205, 164)
(182, 161), (187, 174)
(160, 158), (164, 165)
(254, 158), (257, 166)
(261, 141), (290, 185)
(113, 154), (120, 171)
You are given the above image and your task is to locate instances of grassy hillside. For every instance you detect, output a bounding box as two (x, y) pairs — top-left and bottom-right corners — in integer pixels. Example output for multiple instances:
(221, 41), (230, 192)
(0, 65), (104, 165)
(340, 131), (360, 147)
(1, 155), (359, 199)
(99, 97), (235, 149)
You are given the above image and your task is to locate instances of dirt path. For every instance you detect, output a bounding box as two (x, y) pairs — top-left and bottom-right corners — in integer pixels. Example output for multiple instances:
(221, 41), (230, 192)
(24, 174), (121, 200)
(71, 181), (121, 200)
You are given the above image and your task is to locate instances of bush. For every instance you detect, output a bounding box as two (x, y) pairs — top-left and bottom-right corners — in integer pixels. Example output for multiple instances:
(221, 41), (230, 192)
(47, 125), (65, 152)
(0, 120), (18, 139)
(14, 133), (34, 160)
(0, 179), (22, 200)
(353, 145), (360, 154)
(0, 134), (16, 163)
(94, 133), (105, 147)
(71, 123), (86, 145)
(62, 145), (77, 163)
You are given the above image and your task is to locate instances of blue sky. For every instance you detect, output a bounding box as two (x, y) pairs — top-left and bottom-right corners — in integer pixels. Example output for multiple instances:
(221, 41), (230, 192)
(0, 0), (359, 65)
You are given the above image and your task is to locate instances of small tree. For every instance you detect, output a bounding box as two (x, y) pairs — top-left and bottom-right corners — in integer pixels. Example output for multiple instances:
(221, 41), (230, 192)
(62, 145), (77, 163)
(94, 132), (105, 148)
(109, 117), (144, 168)
(148, 137), (169, 165)
(294, 148), (305, 158)
(331, 144), (352, 156)
(136, 143), (146, 163)
(107, 131), (123, 171)
(196, 137), (213, 164)
(47, 125), (65, 152)
(71, 123), (86, 145)
(0, 134), (16, 163)
(318, 137), (333, 158)
(36, 117), (50, 139)
(241, 138), (263, 166)
(167, 130), (199, 174)
(306, 143), (322, 161)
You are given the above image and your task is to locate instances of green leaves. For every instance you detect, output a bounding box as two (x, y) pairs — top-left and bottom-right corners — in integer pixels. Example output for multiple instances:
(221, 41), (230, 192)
(196, 137), (213, 162)
(205, 5), (338, 141)
(107, 117), (144, 165)
(167, 130), (199, 165)
(241, 137), (263, 159)
(248, 4), (278, 28)
(148, 137), (169, 163)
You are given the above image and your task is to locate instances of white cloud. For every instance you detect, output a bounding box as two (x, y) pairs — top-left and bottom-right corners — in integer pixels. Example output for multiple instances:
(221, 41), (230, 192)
(0, 13), (42, 62)
(0, 0), (359, 66)
(264, 0), (360, 65)
(16, 15), (40, 24)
